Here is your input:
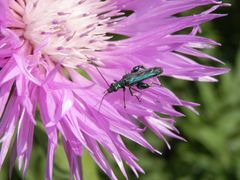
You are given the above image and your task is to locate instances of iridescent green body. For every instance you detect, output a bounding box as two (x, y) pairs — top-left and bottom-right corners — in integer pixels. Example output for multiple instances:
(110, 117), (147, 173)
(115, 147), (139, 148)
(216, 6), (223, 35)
(107, 66), (163, 93)
(123, 67), (163, 86)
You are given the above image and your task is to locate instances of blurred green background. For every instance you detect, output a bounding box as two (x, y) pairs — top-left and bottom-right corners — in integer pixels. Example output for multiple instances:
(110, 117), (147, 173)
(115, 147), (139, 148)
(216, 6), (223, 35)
(1, 0), (239, 180)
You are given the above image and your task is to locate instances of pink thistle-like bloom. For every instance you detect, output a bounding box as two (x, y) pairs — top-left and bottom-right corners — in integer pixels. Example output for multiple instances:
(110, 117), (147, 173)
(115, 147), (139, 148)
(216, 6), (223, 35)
(0, 0), (229, 179)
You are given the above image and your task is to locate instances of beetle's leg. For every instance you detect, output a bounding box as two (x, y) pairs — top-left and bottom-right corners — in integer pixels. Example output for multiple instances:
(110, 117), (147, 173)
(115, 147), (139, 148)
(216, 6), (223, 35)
(136, 82), (150, 89)
(150, 82), (162, 87)
(131, 65), (146, 73)
(129, 87), (141, 102)
(131, 87), (141, 94)
(123, 87), (126, 108)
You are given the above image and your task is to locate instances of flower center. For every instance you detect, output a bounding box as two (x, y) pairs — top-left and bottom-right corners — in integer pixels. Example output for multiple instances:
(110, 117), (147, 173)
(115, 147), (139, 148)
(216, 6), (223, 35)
(10, 0), (122, 67)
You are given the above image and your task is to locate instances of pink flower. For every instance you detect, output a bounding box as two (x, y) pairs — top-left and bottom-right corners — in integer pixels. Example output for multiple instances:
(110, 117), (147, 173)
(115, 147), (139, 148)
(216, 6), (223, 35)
(0, 0), (229, 179)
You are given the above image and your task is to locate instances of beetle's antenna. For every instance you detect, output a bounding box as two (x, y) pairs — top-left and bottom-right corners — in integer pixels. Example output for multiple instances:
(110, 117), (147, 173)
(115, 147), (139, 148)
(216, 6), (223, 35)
(85, 55), (110, 87)
(98, 91), (108, 112)
(95, 66), (110, 87)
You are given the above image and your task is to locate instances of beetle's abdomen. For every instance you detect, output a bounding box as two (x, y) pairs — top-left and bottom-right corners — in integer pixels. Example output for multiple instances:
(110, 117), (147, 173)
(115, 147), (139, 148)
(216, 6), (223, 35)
(127, 68), (162, 85)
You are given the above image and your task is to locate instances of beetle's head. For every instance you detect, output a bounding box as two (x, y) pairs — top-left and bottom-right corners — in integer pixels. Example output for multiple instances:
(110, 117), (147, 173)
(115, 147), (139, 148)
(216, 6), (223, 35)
(107, 83), (118, 93)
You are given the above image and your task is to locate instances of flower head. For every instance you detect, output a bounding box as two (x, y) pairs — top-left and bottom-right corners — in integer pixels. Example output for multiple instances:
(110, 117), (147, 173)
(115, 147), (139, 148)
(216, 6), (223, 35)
(0, 0), (229, 179)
